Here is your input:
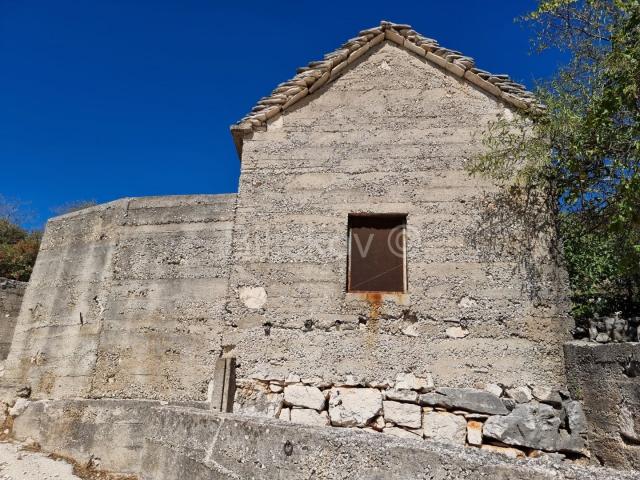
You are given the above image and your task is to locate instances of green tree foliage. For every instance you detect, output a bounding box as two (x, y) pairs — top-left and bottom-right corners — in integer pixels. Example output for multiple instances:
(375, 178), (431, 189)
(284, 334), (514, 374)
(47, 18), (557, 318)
(469, 0), (640, 321)
(0, 198), (41, 281)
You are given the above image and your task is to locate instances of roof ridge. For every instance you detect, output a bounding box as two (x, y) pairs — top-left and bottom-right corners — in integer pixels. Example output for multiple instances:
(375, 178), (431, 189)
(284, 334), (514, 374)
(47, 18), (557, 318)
(230, 20), (543, 155)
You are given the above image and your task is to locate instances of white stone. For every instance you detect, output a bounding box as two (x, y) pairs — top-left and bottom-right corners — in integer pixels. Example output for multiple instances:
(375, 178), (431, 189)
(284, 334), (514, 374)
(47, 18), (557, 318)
(290, 408), (330, 426)
(383, 426), (422, 440)
(328, 388), (382, 427)
(467, 420), (483, 446)
(284, 385), (325, 411)
(423, 412), (467, 445)
(506, 386), (533, 404)
(285, 373), (301, 385)
(383, 400), (422, 429)
(269, 383), (283, 393)
(9, 398), (29, 417)
(395, 372), (434, 392)
(278, 407), (291, 421)
(238, 286), (267, 309)
(445, 326), (469, 339)
(484, 383), (503, 398)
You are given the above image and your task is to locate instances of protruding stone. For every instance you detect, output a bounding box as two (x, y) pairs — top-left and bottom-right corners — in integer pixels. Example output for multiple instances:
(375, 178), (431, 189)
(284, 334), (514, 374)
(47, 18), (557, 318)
(290, 408), (330, 426)
(483, 403), (561, 451)
(484, 383), (503, 398)
(445, 326), (469, 339)
(467, 420), (483, 446)
(506, 386), (533, 404)
(328, 388), (382, 427)
(278, 407), (291, 421)
(371, 415), (385, 431)
(285, 373), (301, 385)
(383, 400), (422, 429)
(423, 412), (467, 445)
(395, 372), (434, 392)
(419, 388), (508, 415)
(384, 389), (419, 403)
(8, 398), (29, 417)
(531, 386), (563, 406)
(238, 286), (267, 309)
(284, 385), (326, 411)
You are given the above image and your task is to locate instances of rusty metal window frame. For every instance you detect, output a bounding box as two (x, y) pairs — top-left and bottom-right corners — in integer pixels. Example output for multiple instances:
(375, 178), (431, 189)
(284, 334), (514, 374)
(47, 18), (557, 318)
(346, 214), (407, 294)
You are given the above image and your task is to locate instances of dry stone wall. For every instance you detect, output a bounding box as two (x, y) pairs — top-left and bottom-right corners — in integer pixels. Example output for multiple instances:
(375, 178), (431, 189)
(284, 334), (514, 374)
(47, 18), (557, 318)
(0, 195), (235, 403)
(0, 278), (26, 360)
(225, 41), (572, 391)
(234, 371), (589, 461)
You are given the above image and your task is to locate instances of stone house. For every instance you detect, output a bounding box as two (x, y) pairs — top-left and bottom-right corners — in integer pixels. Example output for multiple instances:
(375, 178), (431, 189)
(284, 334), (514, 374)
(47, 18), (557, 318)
(0, 21), (637, 478)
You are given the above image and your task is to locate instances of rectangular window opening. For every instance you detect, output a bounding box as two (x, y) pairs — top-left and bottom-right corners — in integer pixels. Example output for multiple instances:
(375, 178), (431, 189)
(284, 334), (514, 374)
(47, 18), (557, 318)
(347, 214), (407, 293)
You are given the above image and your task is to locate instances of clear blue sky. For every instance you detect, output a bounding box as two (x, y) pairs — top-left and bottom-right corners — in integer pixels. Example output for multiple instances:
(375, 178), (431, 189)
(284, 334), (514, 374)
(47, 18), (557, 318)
(1, 0), (564, 229)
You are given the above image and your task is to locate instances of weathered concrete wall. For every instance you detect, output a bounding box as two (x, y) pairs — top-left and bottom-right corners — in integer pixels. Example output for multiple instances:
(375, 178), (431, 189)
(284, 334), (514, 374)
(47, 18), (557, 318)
(0, 278), (26, 360)
(0, 195), (235, 403)
(6, 399), (634, 480)
(226, 41), (572, 390)
(564, 341), (640, 470)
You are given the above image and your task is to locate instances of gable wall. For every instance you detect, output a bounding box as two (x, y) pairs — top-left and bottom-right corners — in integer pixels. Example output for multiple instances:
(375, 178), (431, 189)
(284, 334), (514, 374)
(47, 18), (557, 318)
(226, 42), (572, 390)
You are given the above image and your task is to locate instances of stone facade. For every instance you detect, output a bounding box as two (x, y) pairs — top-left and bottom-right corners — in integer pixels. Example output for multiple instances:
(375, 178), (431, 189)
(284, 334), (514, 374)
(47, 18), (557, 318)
(0, 278), (26, 360)
(224, 41), (572, 390)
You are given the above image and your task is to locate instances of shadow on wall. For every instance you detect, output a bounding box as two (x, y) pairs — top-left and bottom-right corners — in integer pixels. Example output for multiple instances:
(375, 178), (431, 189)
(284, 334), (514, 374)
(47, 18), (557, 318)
(469, 186), (568, 307)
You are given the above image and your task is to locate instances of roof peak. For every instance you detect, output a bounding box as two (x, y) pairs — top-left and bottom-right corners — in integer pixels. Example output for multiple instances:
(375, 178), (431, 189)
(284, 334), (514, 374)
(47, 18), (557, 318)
(230, 21), (542, 157)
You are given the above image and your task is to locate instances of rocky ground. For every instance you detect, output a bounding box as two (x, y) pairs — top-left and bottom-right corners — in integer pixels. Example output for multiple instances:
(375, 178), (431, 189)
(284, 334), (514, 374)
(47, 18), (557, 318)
(0, 441), (136, 480)
(0, 441), (80, 480)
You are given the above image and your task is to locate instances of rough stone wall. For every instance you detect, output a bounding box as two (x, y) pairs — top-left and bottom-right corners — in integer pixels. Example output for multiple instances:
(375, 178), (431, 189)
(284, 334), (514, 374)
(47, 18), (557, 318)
(0, 278), (27, 360)
(0, 195), (235, 403)
(564, 341), (640, 470)
(225, 41), (572, 390)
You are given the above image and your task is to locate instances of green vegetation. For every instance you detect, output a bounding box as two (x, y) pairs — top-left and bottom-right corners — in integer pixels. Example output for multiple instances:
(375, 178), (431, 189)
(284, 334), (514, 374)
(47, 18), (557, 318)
(0, 197), (41, 281)
(0, 197), (99, 281)
(469, 0), (640, 322)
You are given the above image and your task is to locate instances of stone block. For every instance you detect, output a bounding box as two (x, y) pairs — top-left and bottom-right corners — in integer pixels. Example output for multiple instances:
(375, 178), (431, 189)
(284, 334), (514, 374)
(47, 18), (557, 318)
(328, 388), (382, 427)
(284, 385), (325, 411)
(419, 388), (508, 415)
(383, 400), (421, 429)
(483, 403), (561, 451)
(395, 373), (433, 393)
(290, 408), (330, 426)
(423, 412), (466, 445)
(467, 420), (483, 446)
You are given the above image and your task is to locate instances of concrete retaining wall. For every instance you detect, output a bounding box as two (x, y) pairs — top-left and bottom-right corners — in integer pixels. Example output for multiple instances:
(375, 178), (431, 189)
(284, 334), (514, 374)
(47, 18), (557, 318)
(0, 195), (235, 403)
(6, 399), (635, 480)
(564, 341), (640, 470)
(0, 278), (26, 360)
(226, 41), (572, 390)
